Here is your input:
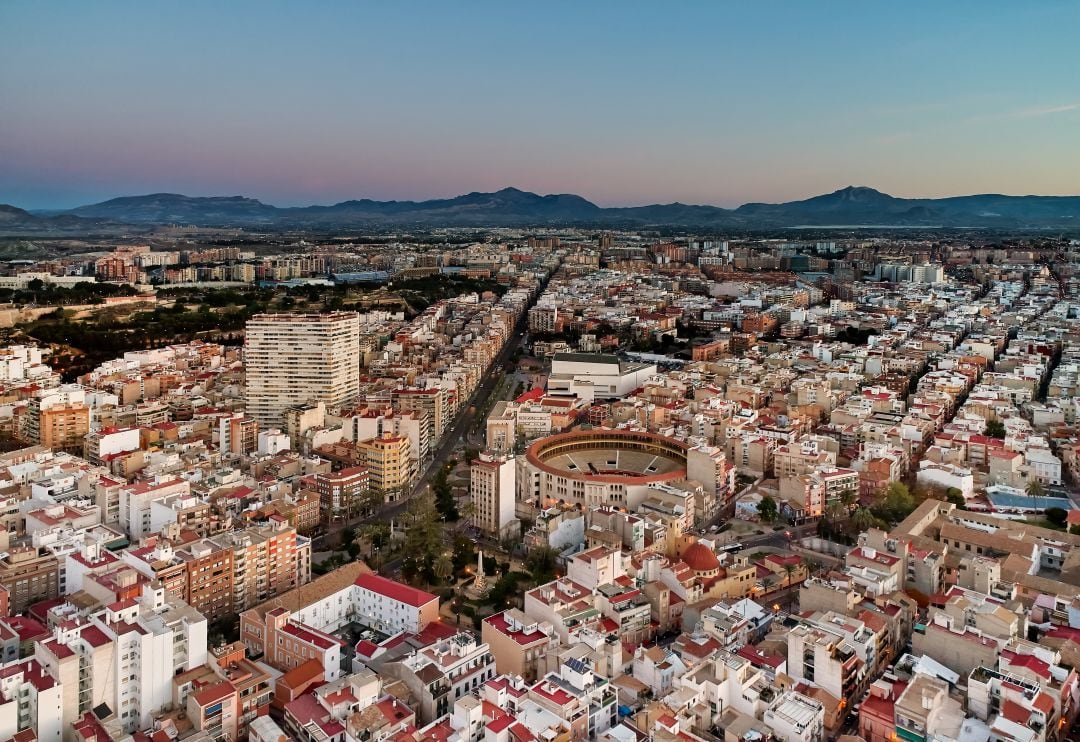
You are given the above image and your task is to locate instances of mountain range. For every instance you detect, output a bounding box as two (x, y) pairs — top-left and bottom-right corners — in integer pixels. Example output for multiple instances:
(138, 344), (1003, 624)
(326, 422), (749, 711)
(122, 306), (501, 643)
(4, 186), (1080, 231)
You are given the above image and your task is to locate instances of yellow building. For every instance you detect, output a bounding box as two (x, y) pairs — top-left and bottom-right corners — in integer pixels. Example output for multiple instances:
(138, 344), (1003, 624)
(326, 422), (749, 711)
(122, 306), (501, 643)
(357, 433), (414, 502)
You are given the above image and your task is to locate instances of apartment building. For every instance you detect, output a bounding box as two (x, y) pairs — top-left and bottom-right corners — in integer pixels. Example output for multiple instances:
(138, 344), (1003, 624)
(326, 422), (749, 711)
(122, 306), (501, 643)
(122, 521), (306, 621)
(393, 632), (497, 723)
(787, 624), (863, 703)
(773, 438), (837, 479)
(284, 401), (326, 448)
(220, 413), (259, 455)
(311, 466), (371, 525)
(0, 658), (63, 742)
(0, 546), (60, 614)
(336, 407), (430, 467)
(244, 313), (361, 428)
(893, 674), (965, 742)
(23, 385), (89, 452)
(219, 521), (304, 613)
(356, 434), (414, 500)
(83, 426), (140, 466)
(117, 476), (191, 539)
(186, 677), (240, 741)
(763, 690), (825, 742)
(260, 607), (345, 681)
(37, 582), (208, 736)
(481, 609), (556, 682)
(37, 404), (91, 454)
(470, 451), (517, 539)
(485, 401), (517, 452)
(391, 387), (448, 444)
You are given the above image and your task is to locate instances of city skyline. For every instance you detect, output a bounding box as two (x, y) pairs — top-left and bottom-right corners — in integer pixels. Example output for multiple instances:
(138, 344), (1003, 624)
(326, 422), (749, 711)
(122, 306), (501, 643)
(3, 1), (1080, 209)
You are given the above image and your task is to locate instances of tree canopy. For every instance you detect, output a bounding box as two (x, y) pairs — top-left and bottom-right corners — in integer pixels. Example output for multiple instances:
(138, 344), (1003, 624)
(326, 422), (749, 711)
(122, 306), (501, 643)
(757, 495), (778, 523)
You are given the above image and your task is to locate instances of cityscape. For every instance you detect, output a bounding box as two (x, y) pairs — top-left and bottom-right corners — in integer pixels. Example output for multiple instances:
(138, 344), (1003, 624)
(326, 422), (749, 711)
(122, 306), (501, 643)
(3, 3), (1080, 742)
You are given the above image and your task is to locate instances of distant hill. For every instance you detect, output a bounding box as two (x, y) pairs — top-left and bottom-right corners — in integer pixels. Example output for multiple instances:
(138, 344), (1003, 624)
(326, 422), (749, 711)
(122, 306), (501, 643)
(735, 185), (1080, 226)
(0, 204), (39, 225)
(68, 193), (280, 224)
(0, 203), (119, 233)
(19, 185), (1080, 229)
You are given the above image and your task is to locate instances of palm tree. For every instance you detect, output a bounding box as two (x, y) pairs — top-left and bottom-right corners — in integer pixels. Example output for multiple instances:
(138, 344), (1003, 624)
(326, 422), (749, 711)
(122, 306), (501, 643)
(433, 554), (455, 584)
(825, 500), (846, 521)
(853, 507), (875, 532)
(841, 489), (858, 513)
(1027, 478), (1046, 514)
(782, 562), (796, 587)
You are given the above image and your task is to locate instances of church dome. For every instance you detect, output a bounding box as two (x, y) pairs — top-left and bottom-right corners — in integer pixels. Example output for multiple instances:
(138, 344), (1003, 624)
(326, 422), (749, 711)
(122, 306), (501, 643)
(682, 542), (721, 573)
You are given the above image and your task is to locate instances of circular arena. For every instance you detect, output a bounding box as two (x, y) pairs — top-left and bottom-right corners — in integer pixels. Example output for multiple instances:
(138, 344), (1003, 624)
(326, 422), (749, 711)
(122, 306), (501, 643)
(525, 429), (688, 510)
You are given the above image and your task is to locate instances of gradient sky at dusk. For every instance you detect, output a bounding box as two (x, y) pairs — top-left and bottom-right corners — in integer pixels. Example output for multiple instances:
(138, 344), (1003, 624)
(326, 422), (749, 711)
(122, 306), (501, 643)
(2, 1), (1079, 209)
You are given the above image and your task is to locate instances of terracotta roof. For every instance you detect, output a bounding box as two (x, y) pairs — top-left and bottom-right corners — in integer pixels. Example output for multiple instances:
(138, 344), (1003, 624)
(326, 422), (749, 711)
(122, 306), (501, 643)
(682, 543), (720, 572)
(278, 658), (324, 690)
(355, 573), (438, 608)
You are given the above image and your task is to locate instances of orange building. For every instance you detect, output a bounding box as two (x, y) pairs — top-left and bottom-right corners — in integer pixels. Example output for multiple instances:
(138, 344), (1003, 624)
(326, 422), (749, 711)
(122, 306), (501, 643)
(38, 403), (90, 453)
(273, 658), (325, 712)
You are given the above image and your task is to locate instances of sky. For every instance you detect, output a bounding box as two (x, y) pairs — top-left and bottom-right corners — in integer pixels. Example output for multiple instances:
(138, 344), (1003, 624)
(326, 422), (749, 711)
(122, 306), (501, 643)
(2, 1), (1079, 209)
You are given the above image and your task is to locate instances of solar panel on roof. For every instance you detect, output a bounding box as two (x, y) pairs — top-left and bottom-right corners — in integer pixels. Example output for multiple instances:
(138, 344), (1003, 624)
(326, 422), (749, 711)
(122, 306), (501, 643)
(565, 657), (590, 674)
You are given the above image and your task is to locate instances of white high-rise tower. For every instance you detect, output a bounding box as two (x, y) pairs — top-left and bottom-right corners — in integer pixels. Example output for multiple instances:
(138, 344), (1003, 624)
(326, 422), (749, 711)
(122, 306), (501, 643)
(244, 312), (360, 427)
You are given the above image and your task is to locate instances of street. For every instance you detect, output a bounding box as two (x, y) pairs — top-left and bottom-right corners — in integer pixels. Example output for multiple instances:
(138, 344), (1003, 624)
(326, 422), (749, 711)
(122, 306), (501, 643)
(311, 274), (545, 553)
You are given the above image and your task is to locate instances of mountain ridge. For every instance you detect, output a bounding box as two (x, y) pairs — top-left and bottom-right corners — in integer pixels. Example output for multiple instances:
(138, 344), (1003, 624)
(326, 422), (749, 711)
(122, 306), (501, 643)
(6, 185), (1080, 229)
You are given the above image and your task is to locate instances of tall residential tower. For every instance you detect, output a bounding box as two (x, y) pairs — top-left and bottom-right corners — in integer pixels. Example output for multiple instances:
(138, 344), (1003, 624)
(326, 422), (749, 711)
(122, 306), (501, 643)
(244, 312), (360, 427)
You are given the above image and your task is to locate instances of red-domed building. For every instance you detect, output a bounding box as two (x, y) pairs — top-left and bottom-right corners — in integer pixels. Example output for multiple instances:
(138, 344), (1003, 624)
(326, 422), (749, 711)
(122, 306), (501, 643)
(681, 542), (721, 580)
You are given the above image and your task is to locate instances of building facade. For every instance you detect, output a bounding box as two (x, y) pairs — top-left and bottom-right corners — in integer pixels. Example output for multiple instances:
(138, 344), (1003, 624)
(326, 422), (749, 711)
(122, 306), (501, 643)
(244, 313), (361, 427)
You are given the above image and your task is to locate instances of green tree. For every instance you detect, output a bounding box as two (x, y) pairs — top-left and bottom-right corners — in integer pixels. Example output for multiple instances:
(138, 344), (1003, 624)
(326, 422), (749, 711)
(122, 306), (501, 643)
(361, 487), (384, 518)
(758, 495), (778, 523)
(360, 523), (390, 551)
(449, 537), (475, 576)
(525, 545), (559, 583)
(345, 540), (362, 560)
(782, 561), (797, 587)
(432, 465), (458, 521)
(433, 554), (455, 583)
(499, 532), (519, 557)
(1045, 507), (1068, 528)
(1027, 478), (1046, 513)
(944, 487), (965, 507)
(874, 482), (915, 523)
(824, 500), (847, 521)
(400, 489), (444, 584)
(853, 507), (876, 532)
(840, 490), (858, 512)
(984, 419), (1006, 439)
(459, 500), (477, 528)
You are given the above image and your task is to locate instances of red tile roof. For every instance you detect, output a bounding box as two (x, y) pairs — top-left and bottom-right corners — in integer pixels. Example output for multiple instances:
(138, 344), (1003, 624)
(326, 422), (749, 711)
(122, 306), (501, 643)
(354, 573), (437, 608)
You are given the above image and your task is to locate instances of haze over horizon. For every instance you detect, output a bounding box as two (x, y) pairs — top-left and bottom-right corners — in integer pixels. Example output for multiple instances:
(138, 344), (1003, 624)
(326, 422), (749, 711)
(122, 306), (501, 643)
(3, 1), (1080, 210)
